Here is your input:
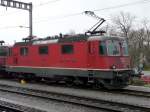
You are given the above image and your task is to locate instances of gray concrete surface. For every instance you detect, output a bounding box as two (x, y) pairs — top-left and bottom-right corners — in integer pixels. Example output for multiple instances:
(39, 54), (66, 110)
(143, 71), (150, 76)
(125, 85), (150, 92)
(0, 79), (149, 109)
(0, 89), (103, 112)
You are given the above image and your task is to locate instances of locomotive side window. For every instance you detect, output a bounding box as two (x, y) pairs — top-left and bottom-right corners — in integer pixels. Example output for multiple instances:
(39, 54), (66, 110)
(0, 47), (7, 56)
(20, 47), (28, 56)
(61, 45), (74, 54)
(99, 41), (107, 55)
(39, 46), (48, 55)
(107, 40), (120, 56)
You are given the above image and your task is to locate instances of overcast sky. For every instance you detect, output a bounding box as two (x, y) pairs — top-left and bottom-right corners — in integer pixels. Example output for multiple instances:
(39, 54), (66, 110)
(0, 0), (149, 44)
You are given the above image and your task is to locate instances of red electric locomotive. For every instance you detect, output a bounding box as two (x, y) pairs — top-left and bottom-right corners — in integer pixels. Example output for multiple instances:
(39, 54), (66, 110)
(5, 34), (134, 89)
(5, 11), (135, 89)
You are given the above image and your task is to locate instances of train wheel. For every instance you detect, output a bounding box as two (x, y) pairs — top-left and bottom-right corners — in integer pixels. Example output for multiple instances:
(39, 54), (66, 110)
(66, 77), (74, 87)
(66, 81), (74, 86)
(35, 77), (42, 82)
(80, 78), (88, 86)
(94, 79), (104, 89)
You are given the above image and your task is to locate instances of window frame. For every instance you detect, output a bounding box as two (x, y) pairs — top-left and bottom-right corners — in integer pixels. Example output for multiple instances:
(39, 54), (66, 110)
(121, 40), (129, 56)
(20, 47), (28, 56)
(99, 41), (107, 56)
(61, 44), (74, 54)
(106, 40), (121, 56)
(8, 48), (12, 56)
(38, 46), (49, 55)
(0, 47), (7, 56)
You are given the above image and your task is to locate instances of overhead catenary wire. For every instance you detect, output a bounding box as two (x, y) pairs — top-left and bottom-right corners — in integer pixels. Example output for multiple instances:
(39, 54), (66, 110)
(35, 0), (63, 7)
(93, 0), (150, 12)
(0, 0), (150, 30)
(33, 0), (150, 24)
(0, 0), (149, 18)
(0, 26), (21, 30)
(0, 0), (149, 19)
(34, 12), (82, 24)
(0, 0), (63, 17)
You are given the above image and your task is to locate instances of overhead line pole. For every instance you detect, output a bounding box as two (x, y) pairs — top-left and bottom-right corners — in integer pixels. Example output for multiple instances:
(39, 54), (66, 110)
(0, 0), (33, 37)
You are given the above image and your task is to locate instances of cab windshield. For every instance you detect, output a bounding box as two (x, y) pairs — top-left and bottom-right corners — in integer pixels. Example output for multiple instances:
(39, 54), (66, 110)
(99, 40), (120, 56)
(107, 40), (120, 56)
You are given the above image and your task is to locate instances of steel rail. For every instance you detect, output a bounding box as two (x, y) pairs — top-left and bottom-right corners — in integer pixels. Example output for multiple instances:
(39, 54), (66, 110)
(0, 84), (148, 112)
(0, 100), (45, 112)
(111, 89), (150, 98)
(41, 82), (150, 98)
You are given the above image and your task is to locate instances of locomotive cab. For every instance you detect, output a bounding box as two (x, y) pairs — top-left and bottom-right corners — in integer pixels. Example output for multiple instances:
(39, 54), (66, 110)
(87, 35), (133, 89)
(99, 37), (130, 69)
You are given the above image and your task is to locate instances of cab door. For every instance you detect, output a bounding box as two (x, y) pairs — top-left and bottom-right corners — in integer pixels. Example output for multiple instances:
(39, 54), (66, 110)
(87, 41), (96, 68)
(12, 47), (19, 65)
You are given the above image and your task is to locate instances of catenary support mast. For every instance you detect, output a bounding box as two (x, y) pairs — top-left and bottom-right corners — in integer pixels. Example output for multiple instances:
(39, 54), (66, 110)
(0, 0), (33, 37)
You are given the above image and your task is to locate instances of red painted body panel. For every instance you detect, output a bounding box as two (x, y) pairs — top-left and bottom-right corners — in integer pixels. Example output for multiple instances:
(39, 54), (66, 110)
(6, 39), (130, 70)
(0, 57), (6, 66)
(87, 41), (130, 69)
(7, 42), (88, 68)
(0, 46), (8, 67)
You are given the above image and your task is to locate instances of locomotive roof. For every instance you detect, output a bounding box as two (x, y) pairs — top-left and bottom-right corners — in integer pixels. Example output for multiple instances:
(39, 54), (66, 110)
(14, 34), (125, 46)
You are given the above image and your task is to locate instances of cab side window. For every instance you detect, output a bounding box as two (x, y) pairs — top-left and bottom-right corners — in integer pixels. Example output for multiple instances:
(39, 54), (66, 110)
(99, 41), (107, 55)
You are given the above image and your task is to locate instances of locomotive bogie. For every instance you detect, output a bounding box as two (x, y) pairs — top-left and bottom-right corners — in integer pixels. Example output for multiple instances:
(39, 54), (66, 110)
(6, 66), (131, 88)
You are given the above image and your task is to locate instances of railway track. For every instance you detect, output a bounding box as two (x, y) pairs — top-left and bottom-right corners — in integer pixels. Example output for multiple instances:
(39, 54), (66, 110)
(58, 83), (150, 98)
(36, 79), (150, 98)
(0, 105), (22, 112)
(63, 85), (150, 98)
(29, 79), (150, 99)
(0, 100), (44, 112)
(39, 81), (150, 98)
(113, 89), (150, 98)
(0, 83), (148, 112)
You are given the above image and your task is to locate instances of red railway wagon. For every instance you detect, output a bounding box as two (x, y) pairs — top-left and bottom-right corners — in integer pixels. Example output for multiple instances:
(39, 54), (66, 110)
(6, 34), (134, 89)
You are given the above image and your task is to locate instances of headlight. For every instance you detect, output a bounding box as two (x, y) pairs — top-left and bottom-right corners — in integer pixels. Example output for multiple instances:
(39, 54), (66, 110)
(112, 65), (116, 69)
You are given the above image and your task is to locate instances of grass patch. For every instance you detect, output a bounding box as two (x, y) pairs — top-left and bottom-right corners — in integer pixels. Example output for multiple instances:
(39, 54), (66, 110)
(130, 78), (146, 86)
(144, 66), (150, 71)
(144, 84), (150, 88)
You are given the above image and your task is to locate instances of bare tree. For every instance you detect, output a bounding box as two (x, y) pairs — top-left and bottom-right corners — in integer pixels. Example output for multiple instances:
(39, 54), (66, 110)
(105, 24), (118, 36)
(68, 29), (76, 35)
(112, 12), (136, 39)
(142, 19), (150, 66)
(110, 12), (150, 68)
(142, 19), (150, 49)
(111, 12), (138, 66)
